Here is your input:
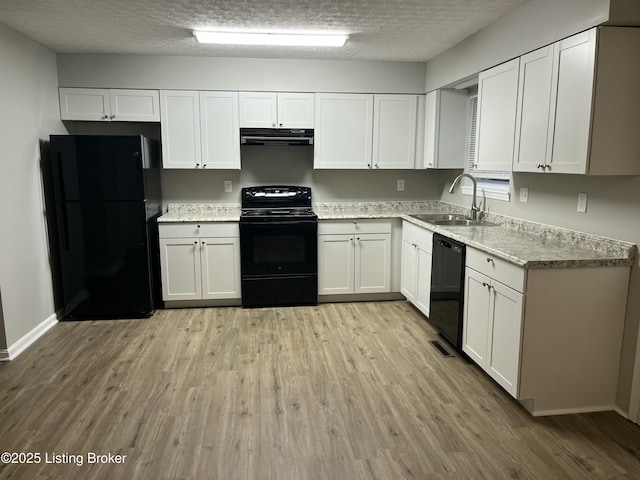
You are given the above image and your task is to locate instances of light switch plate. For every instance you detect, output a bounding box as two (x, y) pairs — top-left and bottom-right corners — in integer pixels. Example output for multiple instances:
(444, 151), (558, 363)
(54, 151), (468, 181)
(577, 192), (588, 213)
(519, 187), (529, 203)
(397, 179), (405, 192)
(224, 180), (232, 193)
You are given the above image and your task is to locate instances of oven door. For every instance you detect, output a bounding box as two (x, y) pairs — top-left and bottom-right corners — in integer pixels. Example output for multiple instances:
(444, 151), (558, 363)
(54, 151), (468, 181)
(239, 219), (318, 277)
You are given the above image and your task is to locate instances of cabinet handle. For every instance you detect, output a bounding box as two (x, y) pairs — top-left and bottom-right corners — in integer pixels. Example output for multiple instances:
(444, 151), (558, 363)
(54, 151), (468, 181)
(537, 164), (544, 169)
(102, 114), (109, 120)
(195, 163), (200, 168)
(203, 164), (207, 168)
(472, 164), (478, 169)
(486, 257), (494, 264)
(197, 224), (201, 228)
(367, 163), (371, 168)
(201, 241), (205, 245)
(356, 237), (360, 241)
(545, 165), (551, 171)
(272, 122), (276, 127)
(482, 282), (493, 290)
(279, 123), (283, 127)
(194, 241), (198, 245)
(110, 114), (116, 120)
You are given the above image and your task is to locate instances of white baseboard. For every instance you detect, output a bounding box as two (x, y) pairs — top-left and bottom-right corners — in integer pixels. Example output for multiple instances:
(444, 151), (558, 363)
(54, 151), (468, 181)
(0, 313), (58, 361)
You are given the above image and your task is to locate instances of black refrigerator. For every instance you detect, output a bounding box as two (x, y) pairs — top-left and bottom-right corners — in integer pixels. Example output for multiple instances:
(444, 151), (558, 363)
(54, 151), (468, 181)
(48, 135), (162, 319)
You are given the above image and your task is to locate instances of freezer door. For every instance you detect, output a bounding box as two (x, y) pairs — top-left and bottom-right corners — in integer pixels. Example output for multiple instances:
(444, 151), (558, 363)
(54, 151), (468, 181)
(56, 201), (153, 318)
(50, 135), (146, 201)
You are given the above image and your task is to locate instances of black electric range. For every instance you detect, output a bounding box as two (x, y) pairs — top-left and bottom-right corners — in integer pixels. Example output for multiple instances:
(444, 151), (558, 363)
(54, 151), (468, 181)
(239, 186), (318, 308)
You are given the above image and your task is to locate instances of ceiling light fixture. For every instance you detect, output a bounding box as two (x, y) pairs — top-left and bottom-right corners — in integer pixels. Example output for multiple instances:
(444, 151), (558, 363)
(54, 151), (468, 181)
(193, 31), (349, 47)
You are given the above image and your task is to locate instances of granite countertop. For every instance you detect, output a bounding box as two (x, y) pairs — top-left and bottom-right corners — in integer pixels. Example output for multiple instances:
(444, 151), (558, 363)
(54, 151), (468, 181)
(158, 202), (636, 269)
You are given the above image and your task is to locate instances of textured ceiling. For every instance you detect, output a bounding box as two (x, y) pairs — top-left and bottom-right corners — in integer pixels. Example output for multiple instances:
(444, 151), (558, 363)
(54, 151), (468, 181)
(0, 0), (529, 62)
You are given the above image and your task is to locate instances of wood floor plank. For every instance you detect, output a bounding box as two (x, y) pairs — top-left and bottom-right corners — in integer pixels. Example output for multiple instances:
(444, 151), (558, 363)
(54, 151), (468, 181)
(1, 301), (640, 479)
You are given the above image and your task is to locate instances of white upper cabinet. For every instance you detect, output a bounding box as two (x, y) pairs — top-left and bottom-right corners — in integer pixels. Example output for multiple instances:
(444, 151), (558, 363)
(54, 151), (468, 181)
(372, 94), (417, 169)
(513, 45), (555, 173)
(160, 90), (202, 169)
(422, 89), (468, 169)
(277, 93), (315, 128)
(59, 88), (160, 122)
(200, 91), (240, 169)
(314, 93), (374, 169)
(514, 27), (640, 175)
(239, 92), (314, 128)
(475, 58), (520, 172)
(314, 93), (418, 169)
(161, 90), (240, 170)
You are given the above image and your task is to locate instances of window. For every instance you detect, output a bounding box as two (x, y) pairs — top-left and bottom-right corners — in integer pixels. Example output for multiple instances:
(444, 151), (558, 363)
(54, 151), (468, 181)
(460, 93), (511, 202)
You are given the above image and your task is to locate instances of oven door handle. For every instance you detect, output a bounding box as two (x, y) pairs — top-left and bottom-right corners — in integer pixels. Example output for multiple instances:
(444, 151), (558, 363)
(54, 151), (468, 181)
(240, 220), (318, 227)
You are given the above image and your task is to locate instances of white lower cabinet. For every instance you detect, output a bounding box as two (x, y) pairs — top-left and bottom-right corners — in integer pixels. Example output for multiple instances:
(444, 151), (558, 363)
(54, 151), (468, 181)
(159, 223), (241, 301)
(318, 220), (391, 295)
(463, 266), (524, 397)
(400, 220), (432, 316)
(463, 245), (630, 416)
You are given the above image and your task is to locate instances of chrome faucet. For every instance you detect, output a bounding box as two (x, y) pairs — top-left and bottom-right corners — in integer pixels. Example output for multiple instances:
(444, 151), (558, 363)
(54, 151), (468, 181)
(449, 173), (480, 220)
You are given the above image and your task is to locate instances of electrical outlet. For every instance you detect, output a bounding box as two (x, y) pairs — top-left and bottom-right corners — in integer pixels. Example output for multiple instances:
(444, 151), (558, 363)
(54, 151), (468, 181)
(397, 179), (405, 192)
(577, 192), (588, 213)
(519, 187), (529, 203)
(224, 180), (232, 193)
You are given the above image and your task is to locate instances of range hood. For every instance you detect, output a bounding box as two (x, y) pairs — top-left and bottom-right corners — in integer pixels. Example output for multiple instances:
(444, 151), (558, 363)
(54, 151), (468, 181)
(240, 128), (314, 146)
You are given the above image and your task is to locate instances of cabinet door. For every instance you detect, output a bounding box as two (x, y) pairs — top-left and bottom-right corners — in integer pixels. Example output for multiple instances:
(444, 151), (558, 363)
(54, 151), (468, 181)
(354, 234), (391, 294)
(548, 29), (596, 174)
(277, 93), (315, 128)
(200, 91), (241, 169)
(314, 93), (374, 169)
(59, 88), (110, 121)
(160, 90), (202, 169)
(372, 95), (417, 169)
(487, 281), (524, 397)
(415, 246), (432, 317)
(239, 92), (277, 127)
(462, 268), (492, 366)
(423, 91), (439, 169)
(400, 239), (418, 302)
(475, 58), (520, 172)
(318, 234), (354, 294)
(109, 89), (160, 122)
(159, 238), (202, 300)
(513, 45), (555, 173)
(200, 237), (241, 299)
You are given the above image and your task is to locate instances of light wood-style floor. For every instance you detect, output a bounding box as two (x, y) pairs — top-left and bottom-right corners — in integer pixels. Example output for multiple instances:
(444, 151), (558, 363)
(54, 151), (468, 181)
(1, 301), (640, 479)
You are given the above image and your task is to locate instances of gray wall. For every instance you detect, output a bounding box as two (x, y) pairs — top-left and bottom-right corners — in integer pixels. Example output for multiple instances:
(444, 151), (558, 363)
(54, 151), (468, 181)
(425, 0), (611, 90)
(427, 0), (640, 415)
(162, 147), (439, 206)
(57, 54), (427, 94)
(0, 22), (66, 350)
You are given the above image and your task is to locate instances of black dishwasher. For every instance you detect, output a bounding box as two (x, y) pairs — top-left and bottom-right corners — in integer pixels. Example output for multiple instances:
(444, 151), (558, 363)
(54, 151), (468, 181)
(429, 233), (466, 351)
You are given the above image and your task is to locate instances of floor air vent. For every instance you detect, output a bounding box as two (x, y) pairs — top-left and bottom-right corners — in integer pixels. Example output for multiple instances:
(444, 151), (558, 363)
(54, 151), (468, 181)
(430, 340), (454, 358)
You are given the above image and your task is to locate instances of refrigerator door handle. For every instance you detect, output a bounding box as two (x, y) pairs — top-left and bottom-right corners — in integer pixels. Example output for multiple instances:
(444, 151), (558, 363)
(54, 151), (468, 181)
(56, 151), (67, 201)
(60, 203), (70, 251)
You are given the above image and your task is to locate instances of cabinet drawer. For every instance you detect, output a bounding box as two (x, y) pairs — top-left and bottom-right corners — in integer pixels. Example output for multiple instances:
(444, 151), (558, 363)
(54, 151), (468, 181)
(319, 219), (392, 235)
(466, 247), (526, 292)
(159, 222), (239, 238)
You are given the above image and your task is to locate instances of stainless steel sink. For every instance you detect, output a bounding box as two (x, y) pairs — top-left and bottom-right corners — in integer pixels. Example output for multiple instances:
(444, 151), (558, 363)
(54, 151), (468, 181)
(410, 213), (496, 227)
(409, 213), (469, 222)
